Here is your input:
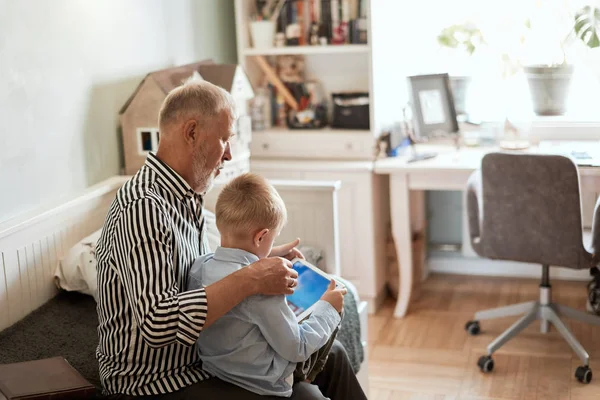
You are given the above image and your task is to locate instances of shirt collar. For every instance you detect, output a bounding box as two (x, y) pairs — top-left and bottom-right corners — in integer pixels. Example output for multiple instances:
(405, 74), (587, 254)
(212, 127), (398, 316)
(213, 247), (260, 267)
(145, 152), (198, 201)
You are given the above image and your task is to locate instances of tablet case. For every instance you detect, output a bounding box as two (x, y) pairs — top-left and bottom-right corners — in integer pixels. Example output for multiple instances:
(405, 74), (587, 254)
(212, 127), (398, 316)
(0, 357), (96, 399)
(287, 259), (338, 322)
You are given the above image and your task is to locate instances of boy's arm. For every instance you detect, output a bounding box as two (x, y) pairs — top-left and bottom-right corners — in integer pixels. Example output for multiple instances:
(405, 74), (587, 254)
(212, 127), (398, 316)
(248, 296), (341, 363)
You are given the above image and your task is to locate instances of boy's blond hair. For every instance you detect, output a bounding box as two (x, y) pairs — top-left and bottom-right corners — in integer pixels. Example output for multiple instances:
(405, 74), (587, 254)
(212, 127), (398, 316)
(215, 173), (287, 238)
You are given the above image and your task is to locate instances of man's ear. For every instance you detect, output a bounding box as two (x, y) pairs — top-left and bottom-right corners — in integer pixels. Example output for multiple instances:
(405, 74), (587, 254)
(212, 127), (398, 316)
(253, 228), (270, 247)
(182, 119), (198, 145)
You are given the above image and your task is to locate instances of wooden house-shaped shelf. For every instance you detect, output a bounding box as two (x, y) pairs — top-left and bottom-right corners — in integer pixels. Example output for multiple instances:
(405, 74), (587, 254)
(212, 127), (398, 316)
(119, 60), (254, 181)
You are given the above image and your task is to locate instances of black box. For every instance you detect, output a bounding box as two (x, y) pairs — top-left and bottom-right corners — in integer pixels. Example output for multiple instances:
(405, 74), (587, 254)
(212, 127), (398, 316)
(331, 92), (370, 130)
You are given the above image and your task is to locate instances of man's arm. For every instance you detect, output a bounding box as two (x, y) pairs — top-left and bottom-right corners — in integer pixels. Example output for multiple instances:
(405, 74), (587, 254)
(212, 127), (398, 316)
(114, 198), (301, 347)
(113, 198), (208, 347)
(188, 263), (271, 328)
(202, 257), (300, 328)
(249, 296), (341, 363)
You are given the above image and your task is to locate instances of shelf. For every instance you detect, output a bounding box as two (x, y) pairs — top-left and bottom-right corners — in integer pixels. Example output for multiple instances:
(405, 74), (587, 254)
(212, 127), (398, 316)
(251, 158), (376, 172)
(250, 127), (376, 161)
(255, 127), (372, 136)
(243, 44), (369, 56)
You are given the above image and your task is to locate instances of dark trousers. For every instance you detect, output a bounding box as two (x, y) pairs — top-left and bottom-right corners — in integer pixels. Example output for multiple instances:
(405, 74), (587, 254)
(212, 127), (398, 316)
(113, 341), (367, 400)
(294, 326), (340, 383)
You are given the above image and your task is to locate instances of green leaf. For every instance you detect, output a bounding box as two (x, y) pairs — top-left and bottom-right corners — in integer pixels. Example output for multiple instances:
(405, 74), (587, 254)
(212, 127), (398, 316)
(466, 43), (476, 55)
(574, 6), (600, 49)
(437, 23), (484, 55)
(437, 33), (458, 48)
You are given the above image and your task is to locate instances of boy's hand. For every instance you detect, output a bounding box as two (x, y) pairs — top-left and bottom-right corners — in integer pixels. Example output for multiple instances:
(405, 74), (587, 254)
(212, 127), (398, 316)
(320, 280), (347, 313)
(269, 238), (305, 261)
(246, 257), (298, 295)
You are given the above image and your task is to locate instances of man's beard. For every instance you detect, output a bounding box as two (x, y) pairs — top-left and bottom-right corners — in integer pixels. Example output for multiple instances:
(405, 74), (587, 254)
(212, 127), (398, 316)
(193, 151), (222, 195)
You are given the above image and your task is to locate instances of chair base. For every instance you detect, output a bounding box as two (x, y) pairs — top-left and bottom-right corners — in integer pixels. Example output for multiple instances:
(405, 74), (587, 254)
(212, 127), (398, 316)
(465, 267), (600, 384)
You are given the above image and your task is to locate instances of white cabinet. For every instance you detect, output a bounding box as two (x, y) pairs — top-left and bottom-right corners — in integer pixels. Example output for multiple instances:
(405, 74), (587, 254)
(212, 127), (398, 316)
(251, 159), (389, 312)
(235, 0), (396, 313)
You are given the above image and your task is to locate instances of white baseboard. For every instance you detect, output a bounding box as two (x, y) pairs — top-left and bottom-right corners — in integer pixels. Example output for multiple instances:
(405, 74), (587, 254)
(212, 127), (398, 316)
(428, 254), (592, 281)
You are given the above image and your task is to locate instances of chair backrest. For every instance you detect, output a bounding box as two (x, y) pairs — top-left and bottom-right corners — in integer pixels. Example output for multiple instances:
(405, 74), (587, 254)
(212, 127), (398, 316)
(477, 152), (592, 269)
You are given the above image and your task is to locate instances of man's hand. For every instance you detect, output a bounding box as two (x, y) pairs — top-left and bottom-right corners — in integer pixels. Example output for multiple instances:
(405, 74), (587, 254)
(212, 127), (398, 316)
(320, 280), (347, 313)
(245, 257), (299, 295)
(269, 238), (305, 261)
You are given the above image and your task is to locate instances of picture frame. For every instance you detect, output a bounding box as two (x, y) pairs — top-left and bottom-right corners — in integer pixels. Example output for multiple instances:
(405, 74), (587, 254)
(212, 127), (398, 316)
(407, 73), (459, 140)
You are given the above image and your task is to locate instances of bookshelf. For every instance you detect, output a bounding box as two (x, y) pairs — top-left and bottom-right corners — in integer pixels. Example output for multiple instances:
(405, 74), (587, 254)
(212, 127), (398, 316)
(234, 0), (395, 312)
(234, 0), (375, 155)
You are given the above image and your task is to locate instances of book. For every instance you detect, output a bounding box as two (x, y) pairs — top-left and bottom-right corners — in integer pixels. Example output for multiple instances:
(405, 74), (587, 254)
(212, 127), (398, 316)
(0, 357), (96, 399)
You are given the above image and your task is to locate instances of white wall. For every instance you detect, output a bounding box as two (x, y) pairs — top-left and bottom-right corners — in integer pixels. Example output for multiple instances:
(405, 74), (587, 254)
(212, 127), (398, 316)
(0, 0), (237, 224)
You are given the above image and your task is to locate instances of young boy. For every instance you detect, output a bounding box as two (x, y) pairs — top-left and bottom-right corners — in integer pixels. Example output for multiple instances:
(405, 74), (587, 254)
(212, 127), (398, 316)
(187, 173), (345, 397)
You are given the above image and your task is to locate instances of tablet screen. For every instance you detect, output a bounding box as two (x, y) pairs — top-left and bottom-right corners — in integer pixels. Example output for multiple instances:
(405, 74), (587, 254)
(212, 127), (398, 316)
(286, 261), (331, 318)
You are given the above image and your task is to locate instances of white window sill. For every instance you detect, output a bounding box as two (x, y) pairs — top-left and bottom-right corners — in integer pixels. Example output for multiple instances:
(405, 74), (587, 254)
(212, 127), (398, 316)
(464, 115), (600, 141)
(460, 68), (600, 141)
(529, 117), (600, 141)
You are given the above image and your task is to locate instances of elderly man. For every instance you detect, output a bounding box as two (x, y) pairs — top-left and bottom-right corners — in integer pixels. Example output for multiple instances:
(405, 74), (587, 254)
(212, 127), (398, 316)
(96, 80), (366, 400)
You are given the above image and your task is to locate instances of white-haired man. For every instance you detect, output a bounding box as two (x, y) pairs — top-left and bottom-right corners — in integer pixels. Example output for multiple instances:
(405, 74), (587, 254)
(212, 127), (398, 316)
(96, 80), (366, 400)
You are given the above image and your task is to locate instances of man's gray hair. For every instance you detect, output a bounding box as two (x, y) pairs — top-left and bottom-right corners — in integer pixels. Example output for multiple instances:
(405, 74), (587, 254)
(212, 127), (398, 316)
(158, 79), (237, 130)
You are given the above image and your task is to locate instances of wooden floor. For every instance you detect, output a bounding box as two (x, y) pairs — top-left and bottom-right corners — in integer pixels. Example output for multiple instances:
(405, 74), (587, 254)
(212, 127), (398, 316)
(367, 274), (600, 400)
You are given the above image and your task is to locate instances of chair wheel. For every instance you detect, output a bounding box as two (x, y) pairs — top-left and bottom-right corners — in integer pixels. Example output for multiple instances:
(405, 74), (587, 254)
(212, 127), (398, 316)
(478, 355), (494, 373)
(465, 320), (480, 335)
(575, 366), (592, 384)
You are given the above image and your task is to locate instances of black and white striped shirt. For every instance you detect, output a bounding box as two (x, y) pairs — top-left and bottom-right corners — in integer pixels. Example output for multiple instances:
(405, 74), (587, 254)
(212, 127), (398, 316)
(96, 153), (211, 396)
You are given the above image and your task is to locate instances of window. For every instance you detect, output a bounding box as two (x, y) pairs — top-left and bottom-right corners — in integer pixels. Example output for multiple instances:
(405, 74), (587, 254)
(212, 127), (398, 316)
(399, 0), (600, 122)
(137, 128), (160, 155)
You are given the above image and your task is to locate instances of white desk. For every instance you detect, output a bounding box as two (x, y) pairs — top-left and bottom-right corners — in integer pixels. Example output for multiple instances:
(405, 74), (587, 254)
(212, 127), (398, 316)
(374, 143), (600, 318)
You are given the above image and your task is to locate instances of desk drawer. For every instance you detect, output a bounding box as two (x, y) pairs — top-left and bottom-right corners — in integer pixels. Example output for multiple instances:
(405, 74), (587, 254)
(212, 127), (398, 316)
(251, 129), (375, 160)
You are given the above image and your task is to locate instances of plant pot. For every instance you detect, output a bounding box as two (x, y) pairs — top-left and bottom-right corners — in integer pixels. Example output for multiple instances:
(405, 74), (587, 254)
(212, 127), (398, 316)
(524, 65), (574, 116)
(250, 20), (275, 49)
(450, 76), (471, 116)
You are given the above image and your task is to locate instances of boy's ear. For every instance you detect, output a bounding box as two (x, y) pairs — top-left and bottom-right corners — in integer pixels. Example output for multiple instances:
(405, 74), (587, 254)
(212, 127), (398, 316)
(253, 228), (270, 247)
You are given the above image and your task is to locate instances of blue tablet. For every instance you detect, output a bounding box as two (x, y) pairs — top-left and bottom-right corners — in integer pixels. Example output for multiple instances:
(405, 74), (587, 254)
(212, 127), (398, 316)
(286, 258), (334, 321)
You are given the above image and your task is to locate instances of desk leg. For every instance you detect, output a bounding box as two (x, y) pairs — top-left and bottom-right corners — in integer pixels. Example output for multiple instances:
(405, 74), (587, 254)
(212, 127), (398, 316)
(390, 173), (413, 318)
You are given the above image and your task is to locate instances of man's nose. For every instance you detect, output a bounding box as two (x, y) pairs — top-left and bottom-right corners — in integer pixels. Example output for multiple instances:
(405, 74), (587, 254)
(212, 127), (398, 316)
(223, 142), (232, 161)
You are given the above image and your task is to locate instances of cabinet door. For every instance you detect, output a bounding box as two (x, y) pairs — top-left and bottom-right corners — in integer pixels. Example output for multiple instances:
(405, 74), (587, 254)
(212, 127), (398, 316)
(302, 170), (375, 296)
(251, 164), (306, 181)
(251, 162), (382, 301)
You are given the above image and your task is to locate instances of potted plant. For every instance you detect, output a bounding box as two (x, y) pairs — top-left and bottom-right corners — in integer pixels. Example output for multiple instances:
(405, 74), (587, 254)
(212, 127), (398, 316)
(521, 4), (600, 116)
(437, 22), (485, 116)
(521, 7), (573, 116)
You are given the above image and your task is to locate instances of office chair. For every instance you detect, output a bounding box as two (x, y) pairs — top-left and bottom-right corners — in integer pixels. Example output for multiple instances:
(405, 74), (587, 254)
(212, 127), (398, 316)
(464, 152), (600, 384)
